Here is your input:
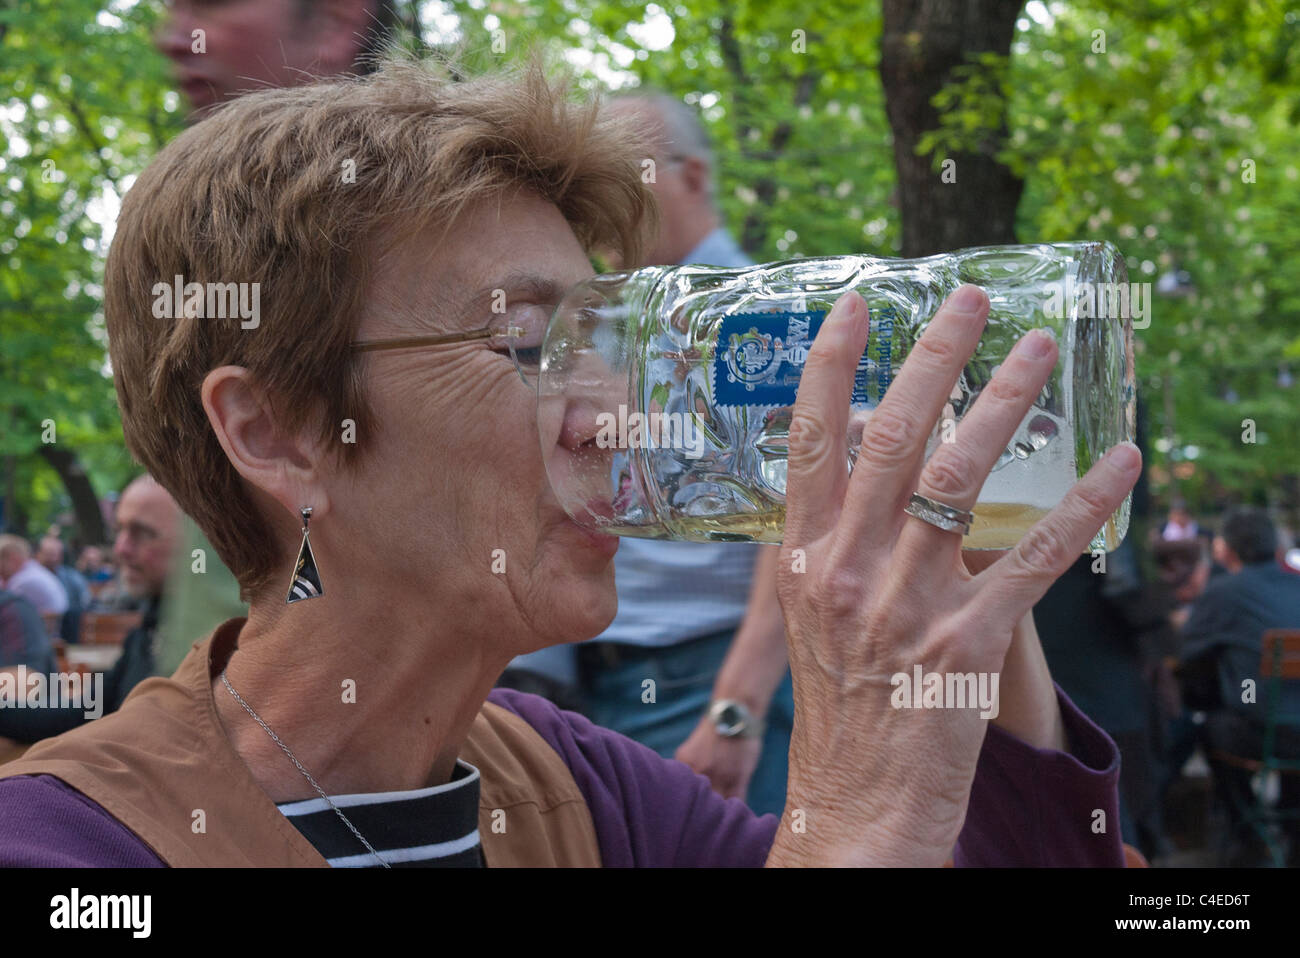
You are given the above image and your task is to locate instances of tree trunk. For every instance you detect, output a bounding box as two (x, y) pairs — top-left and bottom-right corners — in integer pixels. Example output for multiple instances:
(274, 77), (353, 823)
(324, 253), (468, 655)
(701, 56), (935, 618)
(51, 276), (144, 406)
(735, 71), (820, 255)
(880, 0), (1024, 256)
(37, 446), (107, 545)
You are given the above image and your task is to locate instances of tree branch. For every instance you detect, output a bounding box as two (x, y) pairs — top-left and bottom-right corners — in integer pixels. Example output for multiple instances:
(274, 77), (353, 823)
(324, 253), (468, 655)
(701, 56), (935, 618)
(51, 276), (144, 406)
(59, 92), (114, 181)
(738, 65), (821, 254)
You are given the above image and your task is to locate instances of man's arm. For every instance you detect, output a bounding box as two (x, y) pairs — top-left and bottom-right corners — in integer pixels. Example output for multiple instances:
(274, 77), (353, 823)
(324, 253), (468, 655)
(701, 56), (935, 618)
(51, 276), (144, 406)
(673, 544), (788, 798)
(0, 668), (94, 743)
(962, 551), (1064, 751)
(991, 611), (1067, 750)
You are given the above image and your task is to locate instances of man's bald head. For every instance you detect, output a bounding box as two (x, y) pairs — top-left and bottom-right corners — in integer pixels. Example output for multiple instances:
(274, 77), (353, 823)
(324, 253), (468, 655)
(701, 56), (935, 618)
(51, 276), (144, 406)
(608, 94), (719, 267)
(112, 475), (182, 599)
(612, 94), (715, 189)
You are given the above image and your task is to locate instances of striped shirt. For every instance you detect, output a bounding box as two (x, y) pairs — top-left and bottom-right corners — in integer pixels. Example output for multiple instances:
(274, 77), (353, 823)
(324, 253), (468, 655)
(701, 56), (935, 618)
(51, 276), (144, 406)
(276, 759), (482, 867)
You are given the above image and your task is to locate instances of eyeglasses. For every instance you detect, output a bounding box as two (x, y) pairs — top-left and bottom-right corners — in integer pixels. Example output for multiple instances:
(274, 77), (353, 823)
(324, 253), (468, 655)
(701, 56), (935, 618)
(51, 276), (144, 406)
(350, 305), (549, 389)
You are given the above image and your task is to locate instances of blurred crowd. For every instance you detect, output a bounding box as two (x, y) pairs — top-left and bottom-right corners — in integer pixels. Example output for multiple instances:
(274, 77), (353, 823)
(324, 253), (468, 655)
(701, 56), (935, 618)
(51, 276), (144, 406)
(1032, 499), (1300, 867)
(0, 476), (181, 745)
(0, 476), (178, 645)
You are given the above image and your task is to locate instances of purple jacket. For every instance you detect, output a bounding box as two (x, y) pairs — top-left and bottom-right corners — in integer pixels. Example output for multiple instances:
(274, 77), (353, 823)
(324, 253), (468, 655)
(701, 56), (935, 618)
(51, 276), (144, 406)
(0, 684), (1123, 866)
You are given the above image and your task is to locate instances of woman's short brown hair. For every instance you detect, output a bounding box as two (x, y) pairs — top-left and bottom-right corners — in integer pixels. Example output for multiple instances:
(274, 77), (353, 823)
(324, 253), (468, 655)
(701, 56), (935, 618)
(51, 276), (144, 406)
(104, 56), (654, 600)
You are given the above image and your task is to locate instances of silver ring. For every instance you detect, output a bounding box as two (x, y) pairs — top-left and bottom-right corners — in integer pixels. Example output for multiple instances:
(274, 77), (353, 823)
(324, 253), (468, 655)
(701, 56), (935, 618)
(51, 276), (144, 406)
(904, 493), (974, 535)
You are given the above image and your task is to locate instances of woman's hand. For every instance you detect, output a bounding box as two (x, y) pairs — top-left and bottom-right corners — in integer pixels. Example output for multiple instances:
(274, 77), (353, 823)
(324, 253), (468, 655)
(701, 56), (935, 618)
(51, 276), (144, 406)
(765, 285), (1140, 867)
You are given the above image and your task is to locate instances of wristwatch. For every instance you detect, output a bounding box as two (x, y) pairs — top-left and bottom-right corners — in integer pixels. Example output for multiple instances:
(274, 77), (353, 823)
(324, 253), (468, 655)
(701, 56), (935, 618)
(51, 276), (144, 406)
(707, 699), (765, 739)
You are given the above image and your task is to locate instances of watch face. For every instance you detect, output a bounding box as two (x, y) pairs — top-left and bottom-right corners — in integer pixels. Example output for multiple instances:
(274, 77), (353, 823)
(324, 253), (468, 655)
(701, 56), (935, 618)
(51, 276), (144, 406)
(715, 704), (744, 735)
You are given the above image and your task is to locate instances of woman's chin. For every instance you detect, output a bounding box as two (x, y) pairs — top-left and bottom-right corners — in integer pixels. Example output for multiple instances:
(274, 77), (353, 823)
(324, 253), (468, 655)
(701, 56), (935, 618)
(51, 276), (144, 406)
(529, 515), (620, 638)
(535, 586), (618, 647)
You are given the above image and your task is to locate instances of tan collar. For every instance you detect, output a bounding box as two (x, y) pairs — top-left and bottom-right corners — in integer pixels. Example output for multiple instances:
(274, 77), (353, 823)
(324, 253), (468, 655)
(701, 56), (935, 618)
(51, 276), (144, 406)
(1, 618), (603, 866)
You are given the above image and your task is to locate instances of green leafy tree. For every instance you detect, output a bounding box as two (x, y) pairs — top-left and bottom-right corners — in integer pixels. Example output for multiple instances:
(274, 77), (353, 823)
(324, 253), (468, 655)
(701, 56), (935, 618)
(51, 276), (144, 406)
(443, 0), (899, 260)
(928, 0), (1300, 518)
(3, 0), (1295, 542)
(0, 0), (181, 541)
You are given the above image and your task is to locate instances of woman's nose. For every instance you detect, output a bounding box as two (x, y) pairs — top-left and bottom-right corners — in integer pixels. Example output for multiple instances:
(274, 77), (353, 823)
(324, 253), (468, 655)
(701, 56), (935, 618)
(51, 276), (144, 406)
(556, 396), (611, 451)
(544, 347), (626, 452)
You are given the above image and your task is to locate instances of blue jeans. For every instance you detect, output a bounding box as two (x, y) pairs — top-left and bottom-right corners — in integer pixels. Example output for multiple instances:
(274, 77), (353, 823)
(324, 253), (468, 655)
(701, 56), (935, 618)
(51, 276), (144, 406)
(578, 631), (794, 818)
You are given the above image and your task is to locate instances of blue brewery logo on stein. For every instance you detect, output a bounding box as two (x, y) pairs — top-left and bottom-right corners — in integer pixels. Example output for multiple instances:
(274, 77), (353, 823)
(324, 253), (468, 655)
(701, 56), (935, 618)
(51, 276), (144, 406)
(724, 326), (778, 389)
(714, 309), (826, 408)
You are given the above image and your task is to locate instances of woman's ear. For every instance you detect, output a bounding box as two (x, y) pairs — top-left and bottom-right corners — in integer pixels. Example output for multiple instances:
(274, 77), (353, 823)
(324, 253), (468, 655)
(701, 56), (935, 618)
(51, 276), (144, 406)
(200, 366), (332, 522)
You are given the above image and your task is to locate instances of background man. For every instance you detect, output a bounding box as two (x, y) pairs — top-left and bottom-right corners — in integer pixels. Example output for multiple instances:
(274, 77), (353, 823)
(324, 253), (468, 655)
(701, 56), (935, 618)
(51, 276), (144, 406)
(505, 93), (793, 817)
(36, 536), (90, 643)
(155, 0), (398, 119)
(1161, 499), (1199, 542)
(150, 0), (405, 674)
(75, 545), (113, 584)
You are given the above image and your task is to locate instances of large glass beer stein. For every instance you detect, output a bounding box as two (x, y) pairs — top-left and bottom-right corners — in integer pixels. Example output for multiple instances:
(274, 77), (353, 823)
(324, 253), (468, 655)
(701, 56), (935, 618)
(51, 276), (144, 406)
(539, 242), (1137, 552)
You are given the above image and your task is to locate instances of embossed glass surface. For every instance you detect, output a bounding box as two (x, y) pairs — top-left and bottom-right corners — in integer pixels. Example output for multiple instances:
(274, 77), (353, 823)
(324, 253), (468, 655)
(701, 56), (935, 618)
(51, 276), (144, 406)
(539, 241), (1136, 552)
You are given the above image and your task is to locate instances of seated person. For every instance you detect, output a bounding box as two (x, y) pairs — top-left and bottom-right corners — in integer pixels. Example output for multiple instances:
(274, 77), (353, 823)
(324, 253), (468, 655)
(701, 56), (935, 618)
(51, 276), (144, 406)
(0, 58), (1140, 867)
(76, 545), (114, 585)
(36, 537), (90, 645)
(0, 536), (68, 617)
(1154, 537), (1210, 631)
(1179, 506), (1300, 863)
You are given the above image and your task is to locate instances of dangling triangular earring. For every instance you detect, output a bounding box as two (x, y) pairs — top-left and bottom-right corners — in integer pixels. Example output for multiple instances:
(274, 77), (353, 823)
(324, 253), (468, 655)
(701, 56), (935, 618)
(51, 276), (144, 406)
(287, 506), (324, 604)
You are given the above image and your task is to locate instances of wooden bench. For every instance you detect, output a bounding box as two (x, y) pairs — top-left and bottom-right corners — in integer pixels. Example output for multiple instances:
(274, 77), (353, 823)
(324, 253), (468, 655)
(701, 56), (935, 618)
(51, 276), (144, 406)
(77, 611), (142, 646)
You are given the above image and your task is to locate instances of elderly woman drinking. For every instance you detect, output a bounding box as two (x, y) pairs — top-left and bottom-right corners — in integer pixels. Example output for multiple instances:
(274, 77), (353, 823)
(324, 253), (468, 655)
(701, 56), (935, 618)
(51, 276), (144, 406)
(0, 59), (1140, 867)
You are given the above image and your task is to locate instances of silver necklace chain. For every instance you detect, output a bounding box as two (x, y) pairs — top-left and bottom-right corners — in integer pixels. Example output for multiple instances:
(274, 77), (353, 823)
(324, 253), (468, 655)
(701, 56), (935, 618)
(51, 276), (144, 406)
(219, 668), (391, 869)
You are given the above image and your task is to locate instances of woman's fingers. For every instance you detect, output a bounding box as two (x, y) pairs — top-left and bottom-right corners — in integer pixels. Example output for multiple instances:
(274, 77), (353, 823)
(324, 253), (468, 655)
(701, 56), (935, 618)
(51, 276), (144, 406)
(838, 285), (990, 551)
(784, 291), (869, 546)
(895, 326), (1060, 567)
(978, 441), (1142, 622)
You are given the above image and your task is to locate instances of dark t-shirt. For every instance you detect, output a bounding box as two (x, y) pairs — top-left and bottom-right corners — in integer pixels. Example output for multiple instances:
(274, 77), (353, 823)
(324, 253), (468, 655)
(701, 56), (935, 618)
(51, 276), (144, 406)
(0, 590), (54, 672)
(1180, 562), (1300, 719)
